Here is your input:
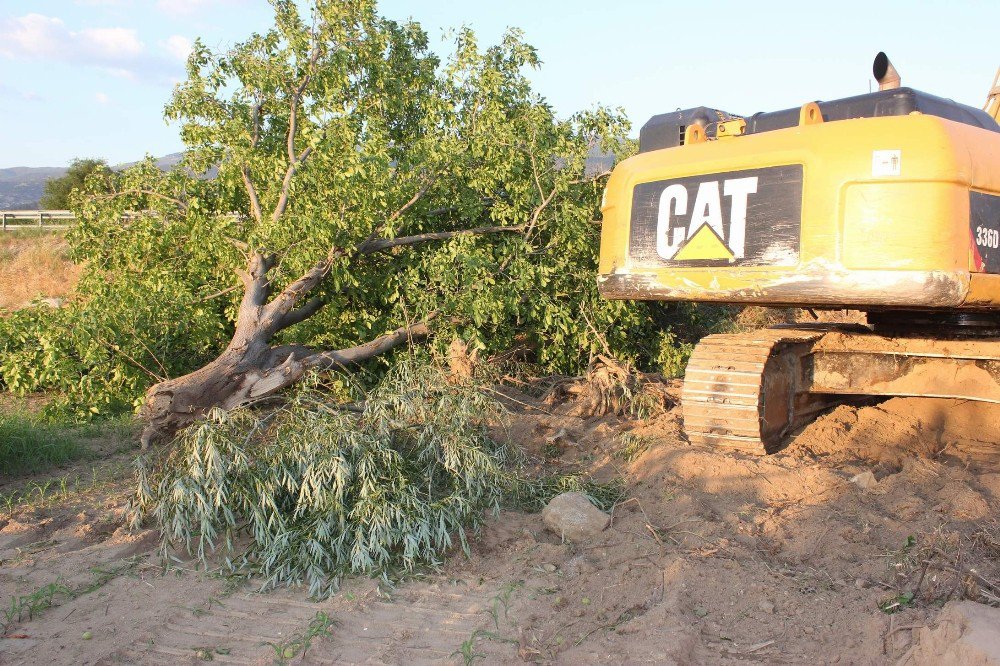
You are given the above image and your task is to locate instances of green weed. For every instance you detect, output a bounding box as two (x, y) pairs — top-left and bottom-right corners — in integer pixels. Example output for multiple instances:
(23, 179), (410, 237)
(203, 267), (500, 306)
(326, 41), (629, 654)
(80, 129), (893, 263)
(1, 580), (74, 632)
(193, 646), (231, 661)
(1, 462), (127, 518)
(453, 634), (486, 665)
(454, 580), (523, 666)
(878, 591), (916, 614)
(486, 580), (523, 629)
(266, 611), (335, 664)
(0, 557), (142, 632)
(615, 431), (651, 463)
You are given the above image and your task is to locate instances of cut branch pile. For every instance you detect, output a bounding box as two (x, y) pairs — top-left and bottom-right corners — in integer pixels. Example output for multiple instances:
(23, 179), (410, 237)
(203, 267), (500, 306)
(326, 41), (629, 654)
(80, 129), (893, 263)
(130, 362), (617, 598)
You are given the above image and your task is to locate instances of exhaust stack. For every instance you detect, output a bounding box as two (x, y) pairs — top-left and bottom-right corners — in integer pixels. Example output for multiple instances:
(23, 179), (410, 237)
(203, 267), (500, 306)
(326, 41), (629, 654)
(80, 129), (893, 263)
(873, 52), (901, 91)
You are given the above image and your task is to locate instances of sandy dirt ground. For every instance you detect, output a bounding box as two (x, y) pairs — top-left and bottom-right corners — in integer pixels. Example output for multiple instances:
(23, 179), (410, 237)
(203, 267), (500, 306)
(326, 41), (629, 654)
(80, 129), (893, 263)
(1, 387), (999, 665)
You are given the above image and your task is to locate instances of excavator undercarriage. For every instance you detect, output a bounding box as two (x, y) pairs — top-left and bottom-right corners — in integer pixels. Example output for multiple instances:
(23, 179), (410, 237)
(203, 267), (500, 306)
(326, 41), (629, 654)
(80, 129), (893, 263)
(683, 321), (1000, 454)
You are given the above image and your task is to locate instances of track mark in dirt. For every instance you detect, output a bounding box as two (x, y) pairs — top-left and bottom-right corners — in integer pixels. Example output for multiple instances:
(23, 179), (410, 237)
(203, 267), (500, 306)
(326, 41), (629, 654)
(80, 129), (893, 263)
(121, 581), (499, 665)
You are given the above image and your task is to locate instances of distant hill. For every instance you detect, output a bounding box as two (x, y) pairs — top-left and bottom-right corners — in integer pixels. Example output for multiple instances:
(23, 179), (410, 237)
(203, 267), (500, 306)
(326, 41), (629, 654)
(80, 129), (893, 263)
(0, 167), (68, 209)
(0, 153), (184, 209)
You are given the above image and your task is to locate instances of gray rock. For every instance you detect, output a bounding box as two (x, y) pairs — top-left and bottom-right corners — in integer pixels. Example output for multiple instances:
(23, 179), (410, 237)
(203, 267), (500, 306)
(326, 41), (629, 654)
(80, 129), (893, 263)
(902, 601), (1000, 665)
(541, 492), (610, 542)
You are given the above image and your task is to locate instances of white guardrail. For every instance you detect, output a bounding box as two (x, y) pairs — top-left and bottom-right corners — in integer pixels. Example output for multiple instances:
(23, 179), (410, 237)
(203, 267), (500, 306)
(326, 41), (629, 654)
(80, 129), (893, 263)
(0, 210), (75, 230)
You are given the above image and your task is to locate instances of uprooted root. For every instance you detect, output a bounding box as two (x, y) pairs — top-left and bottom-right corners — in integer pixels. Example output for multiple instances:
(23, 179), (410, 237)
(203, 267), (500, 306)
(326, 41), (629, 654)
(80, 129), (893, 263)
(542, 355), (676, 419)
(880, 527), (1000, 612)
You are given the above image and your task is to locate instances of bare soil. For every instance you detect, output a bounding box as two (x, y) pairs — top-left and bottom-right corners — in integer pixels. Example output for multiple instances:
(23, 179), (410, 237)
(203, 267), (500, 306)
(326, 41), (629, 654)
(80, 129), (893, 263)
(2, 389), (998, 665)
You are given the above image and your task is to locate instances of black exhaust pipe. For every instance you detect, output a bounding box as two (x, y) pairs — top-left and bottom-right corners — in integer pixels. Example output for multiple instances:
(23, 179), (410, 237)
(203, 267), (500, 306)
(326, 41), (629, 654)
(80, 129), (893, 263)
(873, 52), (901, 91)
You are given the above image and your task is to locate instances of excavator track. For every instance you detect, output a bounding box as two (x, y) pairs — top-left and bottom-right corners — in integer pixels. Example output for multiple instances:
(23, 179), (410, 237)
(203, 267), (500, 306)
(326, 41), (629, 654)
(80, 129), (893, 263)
(681, 328), (831, 454)
(682, 325), (1000, 455)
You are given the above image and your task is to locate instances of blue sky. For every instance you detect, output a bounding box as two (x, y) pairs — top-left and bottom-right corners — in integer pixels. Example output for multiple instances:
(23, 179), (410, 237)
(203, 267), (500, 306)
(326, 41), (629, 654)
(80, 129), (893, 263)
(1, 0), (997, 167)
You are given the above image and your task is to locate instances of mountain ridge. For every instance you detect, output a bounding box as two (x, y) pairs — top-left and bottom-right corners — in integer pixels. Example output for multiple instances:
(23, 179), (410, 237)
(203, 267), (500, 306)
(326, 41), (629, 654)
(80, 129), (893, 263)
(0, 153), (184, 208)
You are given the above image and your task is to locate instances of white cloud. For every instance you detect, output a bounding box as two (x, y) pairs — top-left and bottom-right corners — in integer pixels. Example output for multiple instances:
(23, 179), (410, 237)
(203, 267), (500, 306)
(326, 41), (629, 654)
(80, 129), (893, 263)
(0, 14), (143, 63)
(80, 26), (144, 59)
(106, 67), (138, 81)
(95, 91), (110, 104)
(155, 0), (209, 15)
(163, 35), (192, 62)
(0, 83), (44, 102)
(0, 13), (177, 84)
(0, 14), (65, 60)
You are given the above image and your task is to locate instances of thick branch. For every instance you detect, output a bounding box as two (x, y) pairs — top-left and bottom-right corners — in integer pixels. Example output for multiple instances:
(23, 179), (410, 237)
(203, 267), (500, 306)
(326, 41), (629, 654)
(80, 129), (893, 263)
(261, 222), (524, 333)
(240, 166), (264, 224)
(357, 224), (526, 256)
(260, 249), (344, 327)
(306, 320), (432, 370)
(569, 170), (612, 185)
(353, 175), (436, 259)
(287, 45), (320, 165)
(277, 295), (325, 331)
(271, 44), (322, 225)
(525, 187), (558, 236)
(250, 101), (262, 148)
(232, 253), (277, 346)
(271, 144), (315, 224)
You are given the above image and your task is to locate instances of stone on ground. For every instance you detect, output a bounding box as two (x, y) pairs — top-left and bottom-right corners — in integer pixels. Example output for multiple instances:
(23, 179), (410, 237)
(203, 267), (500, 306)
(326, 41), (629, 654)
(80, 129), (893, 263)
(850, 470), (878, 490)
(541, 491), (610, 542)
(902, 600), (1000, 665)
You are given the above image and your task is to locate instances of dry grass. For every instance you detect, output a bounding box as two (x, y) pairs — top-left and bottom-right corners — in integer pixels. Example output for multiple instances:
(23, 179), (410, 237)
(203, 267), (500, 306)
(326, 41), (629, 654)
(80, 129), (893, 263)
(0, 232), (81, 311)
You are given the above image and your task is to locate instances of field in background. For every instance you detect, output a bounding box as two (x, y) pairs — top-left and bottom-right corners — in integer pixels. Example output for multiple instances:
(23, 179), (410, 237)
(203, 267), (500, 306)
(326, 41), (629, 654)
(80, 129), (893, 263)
(0, 231), (80, 311)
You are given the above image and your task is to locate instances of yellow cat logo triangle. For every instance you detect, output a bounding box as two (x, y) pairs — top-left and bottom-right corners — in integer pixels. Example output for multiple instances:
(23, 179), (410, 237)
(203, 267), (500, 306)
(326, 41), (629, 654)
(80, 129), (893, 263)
(672, 223), (735, 262)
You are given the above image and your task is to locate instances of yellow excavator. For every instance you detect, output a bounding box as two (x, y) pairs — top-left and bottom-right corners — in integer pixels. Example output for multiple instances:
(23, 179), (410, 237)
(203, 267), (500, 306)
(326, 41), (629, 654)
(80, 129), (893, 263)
(599, 54), (1000, 454)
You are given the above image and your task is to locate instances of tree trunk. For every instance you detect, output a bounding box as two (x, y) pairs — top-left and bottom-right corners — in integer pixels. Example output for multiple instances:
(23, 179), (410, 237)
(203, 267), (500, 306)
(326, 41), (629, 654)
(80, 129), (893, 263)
(138, 249), (429, 447)
(139, 327), (427, 447)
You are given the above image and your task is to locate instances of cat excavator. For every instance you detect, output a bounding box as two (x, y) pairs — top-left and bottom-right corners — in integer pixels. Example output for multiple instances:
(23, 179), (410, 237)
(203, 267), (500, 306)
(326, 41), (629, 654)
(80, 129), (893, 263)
(598, 55), (1000, 454)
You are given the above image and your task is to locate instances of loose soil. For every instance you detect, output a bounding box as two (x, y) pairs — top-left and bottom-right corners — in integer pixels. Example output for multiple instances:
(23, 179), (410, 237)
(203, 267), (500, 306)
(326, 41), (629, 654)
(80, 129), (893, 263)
(2, 388), (998, 665)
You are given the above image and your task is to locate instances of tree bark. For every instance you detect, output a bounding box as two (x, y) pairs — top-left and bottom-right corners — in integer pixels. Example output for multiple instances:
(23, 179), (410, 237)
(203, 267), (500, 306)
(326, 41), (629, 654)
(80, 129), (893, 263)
(139, 223), (522, 447)
(139, 321), (428, 448)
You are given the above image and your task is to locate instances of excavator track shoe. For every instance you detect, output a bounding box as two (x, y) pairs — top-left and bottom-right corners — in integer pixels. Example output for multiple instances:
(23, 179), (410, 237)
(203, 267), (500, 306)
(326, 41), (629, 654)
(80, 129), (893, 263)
(682, 328), (828, 454)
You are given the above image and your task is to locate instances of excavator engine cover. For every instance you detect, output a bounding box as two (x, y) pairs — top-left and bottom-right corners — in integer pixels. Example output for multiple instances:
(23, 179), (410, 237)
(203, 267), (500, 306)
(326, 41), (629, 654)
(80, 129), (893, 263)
(598, 89), (1000, 311)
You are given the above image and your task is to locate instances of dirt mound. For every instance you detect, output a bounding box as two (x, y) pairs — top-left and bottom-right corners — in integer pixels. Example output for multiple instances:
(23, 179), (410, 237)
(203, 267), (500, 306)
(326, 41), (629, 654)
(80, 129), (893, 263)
(902, 600), (1000, 665)
(783, 398), (999, 470)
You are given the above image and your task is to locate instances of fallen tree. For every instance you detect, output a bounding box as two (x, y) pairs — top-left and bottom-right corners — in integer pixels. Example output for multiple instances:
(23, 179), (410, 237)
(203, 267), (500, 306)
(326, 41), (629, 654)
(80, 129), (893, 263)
(131, 0), (632, 444)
